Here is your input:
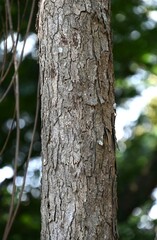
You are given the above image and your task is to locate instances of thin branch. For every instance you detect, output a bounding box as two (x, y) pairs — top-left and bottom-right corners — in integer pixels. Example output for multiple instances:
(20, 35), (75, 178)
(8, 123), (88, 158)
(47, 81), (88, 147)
(2, 1), (20, 239)
(0, 109), (16, 156)
(6, 75), (40, 237)
(2, 0), (37, 239)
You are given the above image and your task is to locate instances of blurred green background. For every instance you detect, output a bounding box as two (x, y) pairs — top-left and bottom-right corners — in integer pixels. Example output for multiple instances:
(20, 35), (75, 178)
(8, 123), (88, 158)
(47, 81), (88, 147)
(0, 0), (157, 239)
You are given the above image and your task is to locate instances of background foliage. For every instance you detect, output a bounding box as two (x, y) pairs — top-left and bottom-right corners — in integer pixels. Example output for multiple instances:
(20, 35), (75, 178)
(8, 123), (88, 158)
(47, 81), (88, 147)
(0, 0), (157, 239)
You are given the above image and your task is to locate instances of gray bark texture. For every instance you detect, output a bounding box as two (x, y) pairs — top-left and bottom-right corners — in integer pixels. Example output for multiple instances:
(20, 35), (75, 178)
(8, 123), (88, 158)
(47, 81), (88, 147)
(38, 0), (118, 239)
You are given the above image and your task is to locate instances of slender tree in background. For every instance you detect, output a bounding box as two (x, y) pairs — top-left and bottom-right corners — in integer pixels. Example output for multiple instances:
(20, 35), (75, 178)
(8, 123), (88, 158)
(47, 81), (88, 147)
(38, 0), (118, 239)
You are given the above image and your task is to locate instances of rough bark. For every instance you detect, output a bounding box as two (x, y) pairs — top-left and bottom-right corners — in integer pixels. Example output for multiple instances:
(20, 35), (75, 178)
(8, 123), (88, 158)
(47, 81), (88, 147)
(38, 0), (117, 239)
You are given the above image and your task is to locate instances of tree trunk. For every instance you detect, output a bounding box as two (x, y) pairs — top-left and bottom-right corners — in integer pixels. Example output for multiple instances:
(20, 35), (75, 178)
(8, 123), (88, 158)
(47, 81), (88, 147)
(38, 0), (117, 239)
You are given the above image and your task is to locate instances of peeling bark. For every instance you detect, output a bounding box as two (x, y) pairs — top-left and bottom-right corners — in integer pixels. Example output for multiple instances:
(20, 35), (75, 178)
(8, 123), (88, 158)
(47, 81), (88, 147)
(38, 0), (118, 239)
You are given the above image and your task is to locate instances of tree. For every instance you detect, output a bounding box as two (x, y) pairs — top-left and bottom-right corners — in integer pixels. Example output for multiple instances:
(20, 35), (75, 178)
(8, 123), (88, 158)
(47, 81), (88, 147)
(38, 0), (118, 239)
(1, 0), (157, 239)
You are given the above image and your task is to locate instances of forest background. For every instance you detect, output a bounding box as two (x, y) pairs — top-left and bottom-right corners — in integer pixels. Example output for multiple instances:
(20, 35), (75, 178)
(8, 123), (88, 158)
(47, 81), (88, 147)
(0, 0), (157, 239)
